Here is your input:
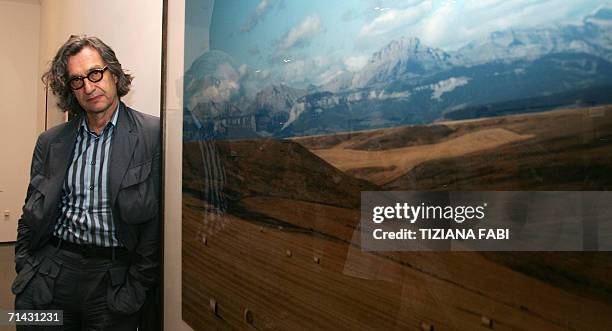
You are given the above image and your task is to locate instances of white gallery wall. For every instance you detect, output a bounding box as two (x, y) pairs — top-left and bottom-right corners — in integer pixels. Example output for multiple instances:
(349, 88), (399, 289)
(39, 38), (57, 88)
(164, 0), (191, 328)
(0, 0), (41, 242)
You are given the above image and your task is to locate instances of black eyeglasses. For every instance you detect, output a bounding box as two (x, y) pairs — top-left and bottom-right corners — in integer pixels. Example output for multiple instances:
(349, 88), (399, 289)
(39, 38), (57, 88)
(68, 66), (109, 90)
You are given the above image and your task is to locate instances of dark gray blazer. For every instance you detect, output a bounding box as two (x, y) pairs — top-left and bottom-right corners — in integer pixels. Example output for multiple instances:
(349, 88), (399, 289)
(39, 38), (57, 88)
(14, 102), (160, 313)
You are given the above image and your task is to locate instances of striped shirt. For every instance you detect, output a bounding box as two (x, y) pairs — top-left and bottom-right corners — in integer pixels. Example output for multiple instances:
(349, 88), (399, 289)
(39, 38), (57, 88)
(53, 106), (121, 247)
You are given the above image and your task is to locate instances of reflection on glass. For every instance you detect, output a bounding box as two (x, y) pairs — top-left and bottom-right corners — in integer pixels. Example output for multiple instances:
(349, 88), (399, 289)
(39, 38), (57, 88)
(182, 1), (612, 329)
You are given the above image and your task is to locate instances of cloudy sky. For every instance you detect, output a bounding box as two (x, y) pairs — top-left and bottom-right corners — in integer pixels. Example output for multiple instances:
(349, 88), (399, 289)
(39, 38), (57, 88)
(188, 0), (609, 87)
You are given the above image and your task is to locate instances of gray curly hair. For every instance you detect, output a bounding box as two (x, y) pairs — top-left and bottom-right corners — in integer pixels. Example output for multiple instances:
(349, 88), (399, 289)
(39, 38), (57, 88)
(42, 35), (133, 115)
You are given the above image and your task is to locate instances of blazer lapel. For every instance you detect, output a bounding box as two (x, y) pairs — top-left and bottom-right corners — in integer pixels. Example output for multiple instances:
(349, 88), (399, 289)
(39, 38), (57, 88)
(43, 119), (80, 218)
(109, 103), (138, 206)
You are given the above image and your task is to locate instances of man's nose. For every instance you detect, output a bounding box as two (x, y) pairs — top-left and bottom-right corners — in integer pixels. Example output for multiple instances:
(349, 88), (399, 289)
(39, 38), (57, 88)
(83, 79), (96, 94)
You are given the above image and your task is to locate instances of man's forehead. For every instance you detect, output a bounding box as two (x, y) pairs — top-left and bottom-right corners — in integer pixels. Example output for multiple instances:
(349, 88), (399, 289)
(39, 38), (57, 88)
(67, 47), (105, 75)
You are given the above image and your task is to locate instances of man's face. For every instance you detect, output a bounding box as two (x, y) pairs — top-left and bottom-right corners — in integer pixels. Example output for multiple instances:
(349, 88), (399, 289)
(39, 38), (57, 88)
(67, 46), (119, 115)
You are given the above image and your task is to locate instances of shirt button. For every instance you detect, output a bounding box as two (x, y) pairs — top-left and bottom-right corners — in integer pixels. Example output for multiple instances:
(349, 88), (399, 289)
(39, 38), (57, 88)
(89, 185), (95, 190)
(91, 161), (96, 165)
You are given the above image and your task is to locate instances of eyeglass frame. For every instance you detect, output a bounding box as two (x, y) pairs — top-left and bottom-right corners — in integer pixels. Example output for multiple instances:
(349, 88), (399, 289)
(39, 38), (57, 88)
(67, 66), (109, 90)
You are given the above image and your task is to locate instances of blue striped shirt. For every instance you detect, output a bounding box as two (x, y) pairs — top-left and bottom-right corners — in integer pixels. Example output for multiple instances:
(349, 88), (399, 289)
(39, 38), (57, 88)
(53, 106), (121, 247)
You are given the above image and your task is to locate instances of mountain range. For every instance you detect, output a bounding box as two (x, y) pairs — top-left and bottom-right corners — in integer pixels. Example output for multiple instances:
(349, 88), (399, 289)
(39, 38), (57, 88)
(184, 8), (612, 138)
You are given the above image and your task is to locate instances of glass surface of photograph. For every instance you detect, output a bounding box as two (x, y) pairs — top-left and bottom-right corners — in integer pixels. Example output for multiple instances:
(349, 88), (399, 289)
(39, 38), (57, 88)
(182, 1), (612, 329)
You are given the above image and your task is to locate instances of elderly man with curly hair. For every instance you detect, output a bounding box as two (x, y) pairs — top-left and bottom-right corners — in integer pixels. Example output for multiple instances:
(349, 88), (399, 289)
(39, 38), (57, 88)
(12, 35), (160, 331)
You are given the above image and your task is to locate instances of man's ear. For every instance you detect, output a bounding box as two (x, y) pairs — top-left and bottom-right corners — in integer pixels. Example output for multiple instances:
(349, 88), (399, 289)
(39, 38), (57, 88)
(113, 73), (118, 84)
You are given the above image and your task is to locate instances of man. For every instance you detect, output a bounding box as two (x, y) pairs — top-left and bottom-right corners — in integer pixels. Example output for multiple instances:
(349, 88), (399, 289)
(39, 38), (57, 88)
(12, 35), (160, 330)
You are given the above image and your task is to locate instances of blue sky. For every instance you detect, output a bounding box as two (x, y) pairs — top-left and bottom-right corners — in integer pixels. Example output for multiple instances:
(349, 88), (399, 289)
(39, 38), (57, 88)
(188, 0), (610, 87)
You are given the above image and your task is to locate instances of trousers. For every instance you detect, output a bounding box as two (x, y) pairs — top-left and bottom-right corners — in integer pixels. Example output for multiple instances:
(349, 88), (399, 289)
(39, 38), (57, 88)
(13, 241), (140, 331)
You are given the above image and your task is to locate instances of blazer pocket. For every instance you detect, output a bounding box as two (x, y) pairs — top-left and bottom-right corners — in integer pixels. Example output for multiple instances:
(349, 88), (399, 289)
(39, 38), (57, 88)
(120, 160), (152, 189)
(11, 256), (41, 295)
(22, 174), (47, 225)
(106, 266), (147, 315)
(117, 160), (159, 224)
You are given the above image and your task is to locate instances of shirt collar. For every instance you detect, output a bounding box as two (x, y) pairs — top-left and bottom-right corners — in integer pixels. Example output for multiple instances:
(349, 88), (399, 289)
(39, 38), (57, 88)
(80, 102), (120, 135)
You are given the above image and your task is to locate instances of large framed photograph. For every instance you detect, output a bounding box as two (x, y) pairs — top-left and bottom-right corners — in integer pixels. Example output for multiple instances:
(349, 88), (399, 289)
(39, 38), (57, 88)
(177, 1), (612, 329)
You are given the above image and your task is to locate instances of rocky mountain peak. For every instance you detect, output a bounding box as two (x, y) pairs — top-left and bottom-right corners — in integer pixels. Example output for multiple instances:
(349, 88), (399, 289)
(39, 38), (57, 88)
(370, 36), (448, 65)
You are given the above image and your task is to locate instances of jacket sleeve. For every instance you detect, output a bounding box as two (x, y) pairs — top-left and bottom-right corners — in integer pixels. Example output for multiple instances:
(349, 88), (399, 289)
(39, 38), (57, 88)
(15, 135), (45, 273)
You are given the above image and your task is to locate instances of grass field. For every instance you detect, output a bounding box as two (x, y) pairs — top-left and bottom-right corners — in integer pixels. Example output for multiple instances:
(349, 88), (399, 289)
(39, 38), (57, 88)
(182, 105), (612, 330)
